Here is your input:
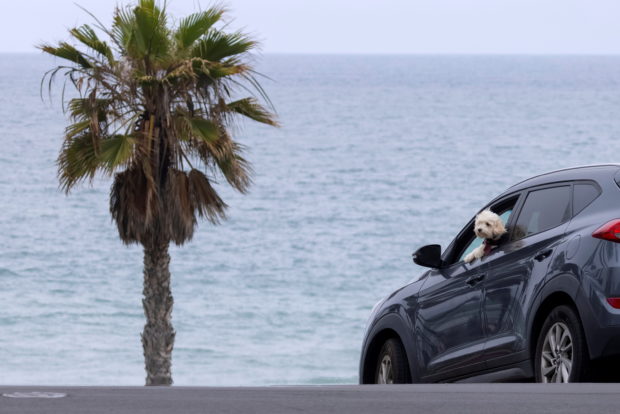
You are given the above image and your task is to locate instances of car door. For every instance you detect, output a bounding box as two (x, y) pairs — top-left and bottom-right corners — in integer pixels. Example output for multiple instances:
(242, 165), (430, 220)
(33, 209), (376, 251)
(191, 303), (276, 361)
(481, 184), (573, 367)
(416, 222), (488, 380)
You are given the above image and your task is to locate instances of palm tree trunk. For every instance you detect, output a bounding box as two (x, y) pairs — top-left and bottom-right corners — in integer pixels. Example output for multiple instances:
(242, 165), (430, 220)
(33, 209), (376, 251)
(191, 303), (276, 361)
(142, 241), (175, 385)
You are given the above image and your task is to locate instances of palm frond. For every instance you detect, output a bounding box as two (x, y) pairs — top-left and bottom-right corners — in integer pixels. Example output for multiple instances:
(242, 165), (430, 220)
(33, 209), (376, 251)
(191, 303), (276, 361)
(192, 30), (257, 62)
(58, 132), (100, 192)
(111, 6), (136, 53)
(68, 97), (111, 121)
(188, 168), (227, 223)
(195, 134), (252, 193)
(65, 120), (91, 139)
(225, 98), (278, 126)
(218, 143), (253, 193)
(110, 166), (152, 244)
(132, 0), (170, 59)
(100, 134), (136, 172)
(38, 42), (93, 69)
(175, 8), (224, 51)
(205, 62), (247, 79)
(70, 25), (115, 62)
(190, 117), (220, 143)
(165, 169), (196, 244)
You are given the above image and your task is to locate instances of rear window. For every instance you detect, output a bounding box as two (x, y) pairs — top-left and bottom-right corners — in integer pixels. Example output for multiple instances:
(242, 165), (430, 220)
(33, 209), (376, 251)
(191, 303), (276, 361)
(573, 183), (600, 216)
(513, 186), (571, 240)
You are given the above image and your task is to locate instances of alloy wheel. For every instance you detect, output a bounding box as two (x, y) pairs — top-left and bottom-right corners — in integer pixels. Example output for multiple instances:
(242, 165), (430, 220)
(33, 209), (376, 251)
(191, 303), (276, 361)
(540, 322), (573, 383)
(377, 354), (394, 384)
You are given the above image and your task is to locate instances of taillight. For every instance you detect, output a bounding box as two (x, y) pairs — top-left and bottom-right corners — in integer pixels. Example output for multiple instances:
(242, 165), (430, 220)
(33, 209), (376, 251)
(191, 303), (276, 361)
(592, 219), (620, 243)
(607, 298), (620, 309)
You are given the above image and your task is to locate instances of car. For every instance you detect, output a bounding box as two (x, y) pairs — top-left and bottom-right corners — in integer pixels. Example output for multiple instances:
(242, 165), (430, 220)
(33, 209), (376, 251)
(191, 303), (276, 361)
(359, 164), (620, 384)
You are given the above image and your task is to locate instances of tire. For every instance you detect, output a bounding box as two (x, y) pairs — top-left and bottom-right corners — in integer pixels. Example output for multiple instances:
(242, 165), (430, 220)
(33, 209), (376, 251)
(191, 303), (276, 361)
(534, 305), (589, 383)
(374, 338), (411, 384)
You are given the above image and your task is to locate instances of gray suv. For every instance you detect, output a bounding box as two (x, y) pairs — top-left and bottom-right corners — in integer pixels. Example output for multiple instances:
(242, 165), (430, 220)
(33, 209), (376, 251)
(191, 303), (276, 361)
(360, 165), (620, 383)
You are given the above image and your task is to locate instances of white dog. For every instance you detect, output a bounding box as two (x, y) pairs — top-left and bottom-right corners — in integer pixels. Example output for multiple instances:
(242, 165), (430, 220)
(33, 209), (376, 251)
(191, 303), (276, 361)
(463, 210), (507, 263)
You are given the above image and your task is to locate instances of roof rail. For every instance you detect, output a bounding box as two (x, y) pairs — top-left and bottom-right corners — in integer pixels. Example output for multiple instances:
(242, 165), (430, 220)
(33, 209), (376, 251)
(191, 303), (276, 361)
(507, 164), (620, 190)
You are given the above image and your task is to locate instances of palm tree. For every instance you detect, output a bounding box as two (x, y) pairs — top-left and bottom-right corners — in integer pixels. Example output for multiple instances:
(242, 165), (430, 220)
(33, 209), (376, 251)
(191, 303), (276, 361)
(39, 0), (277, 385)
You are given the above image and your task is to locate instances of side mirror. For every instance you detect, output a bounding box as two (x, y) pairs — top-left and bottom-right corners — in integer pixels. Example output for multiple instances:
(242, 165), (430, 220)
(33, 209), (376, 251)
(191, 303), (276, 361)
(412, 244), (443, 268)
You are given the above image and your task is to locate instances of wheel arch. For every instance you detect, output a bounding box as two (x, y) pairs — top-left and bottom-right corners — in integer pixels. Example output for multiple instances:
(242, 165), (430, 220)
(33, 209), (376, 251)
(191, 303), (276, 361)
(360, 313), (414, 384)
(528, 274), (583, 363)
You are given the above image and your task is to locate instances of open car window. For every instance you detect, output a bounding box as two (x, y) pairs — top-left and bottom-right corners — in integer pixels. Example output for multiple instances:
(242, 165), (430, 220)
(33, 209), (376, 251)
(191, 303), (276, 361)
(441, 192), (520, 267)
(459, 236), (483, 263)
(457, 208), (514, 263)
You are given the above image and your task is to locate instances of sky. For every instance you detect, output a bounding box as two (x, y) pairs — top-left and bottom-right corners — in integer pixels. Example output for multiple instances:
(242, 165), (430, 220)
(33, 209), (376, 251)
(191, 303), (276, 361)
(1, 0), (620, 54)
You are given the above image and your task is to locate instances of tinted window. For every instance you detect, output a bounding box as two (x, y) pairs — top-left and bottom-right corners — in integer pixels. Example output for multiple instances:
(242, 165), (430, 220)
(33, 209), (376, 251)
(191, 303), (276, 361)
(513, 186), (571, 240)
(573, 183), (600, 216)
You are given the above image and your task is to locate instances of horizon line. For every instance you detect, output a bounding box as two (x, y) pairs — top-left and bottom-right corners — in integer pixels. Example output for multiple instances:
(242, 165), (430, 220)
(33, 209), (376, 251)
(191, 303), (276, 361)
(5, 51), (620, 57)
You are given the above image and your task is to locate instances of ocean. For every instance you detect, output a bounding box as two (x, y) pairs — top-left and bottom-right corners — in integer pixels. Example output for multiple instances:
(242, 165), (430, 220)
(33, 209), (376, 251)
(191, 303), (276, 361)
(2, 54), (620, 385)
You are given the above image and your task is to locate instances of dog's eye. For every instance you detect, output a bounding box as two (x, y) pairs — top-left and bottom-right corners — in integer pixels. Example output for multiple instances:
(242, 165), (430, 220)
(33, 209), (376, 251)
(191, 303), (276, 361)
(485, 222), (490, 226)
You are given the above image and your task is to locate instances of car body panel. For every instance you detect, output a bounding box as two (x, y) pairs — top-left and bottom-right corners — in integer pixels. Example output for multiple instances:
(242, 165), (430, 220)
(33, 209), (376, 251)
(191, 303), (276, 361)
(415, 261), (487, 377)
(480, 222), (571, 363)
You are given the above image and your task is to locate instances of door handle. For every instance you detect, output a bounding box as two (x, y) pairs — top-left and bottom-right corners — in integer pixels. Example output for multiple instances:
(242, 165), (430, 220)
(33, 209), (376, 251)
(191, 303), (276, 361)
(534, 249), (553, 262)
(466, 274), (486, 286)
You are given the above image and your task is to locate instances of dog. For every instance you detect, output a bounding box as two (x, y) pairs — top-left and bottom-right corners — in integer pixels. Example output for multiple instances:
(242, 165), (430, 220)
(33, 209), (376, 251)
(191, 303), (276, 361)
(463, 209), (507, 263)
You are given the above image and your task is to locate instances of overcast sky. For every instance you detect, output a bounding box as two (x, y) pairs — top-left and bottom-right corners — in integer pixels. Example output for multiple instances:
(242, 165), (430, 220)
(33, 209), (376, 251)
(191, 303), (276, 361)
(2, 0), (620, 54)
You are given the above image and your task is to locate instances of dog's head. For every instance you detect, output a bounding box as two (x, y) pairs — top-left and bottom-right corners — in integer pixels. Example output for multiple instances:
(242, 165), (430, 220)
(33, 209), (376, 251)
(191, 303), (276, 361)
(474, 210), (506, 240)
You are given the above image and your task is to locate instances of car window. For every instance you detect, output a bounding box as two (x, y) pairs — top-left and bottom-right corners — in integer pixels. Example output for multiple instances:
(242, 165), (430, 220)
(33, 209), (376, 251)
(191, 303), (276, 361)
(499, 209), (512, 224)
(512, 186), (571, 241)
(573, 183), (600, 216)
(459, 236), (483, 263)
(458, 207), (514, 263)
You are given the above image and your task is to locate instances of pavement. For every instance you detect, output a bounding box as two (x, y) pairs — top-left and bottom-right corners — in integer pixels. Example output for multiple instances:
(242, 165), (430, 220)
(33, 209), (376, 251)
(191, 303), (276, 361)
(2, 384), (620, 414)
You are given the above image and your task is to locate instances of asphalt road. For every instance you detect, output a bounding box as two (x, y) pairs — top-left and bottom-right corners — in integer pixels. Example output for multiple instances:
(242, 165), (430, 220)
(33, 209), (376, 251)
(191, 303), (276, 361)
(2, 384), (620, 414)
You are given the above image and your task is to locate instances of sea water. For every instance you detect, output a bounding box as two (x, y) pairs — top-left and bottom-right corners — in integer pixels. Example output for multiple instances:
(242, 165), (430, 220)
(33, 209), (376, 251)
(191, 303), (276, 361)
(2, 54), (620, 385)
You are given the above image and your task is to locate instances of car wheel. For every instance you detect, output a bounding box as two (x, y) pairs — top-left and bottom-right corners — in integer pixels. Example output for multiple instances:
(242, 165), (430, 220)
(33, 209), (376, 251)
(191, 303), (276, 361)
(535, 305), (588, 383)
(375, 338), (410, 384)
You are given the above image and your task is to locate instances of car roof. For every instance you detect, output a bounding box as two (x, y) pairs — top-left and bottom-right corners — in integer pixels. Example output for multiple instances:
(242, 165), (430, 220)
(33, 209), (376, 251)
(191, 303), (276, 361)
(498, 164), (620, 197)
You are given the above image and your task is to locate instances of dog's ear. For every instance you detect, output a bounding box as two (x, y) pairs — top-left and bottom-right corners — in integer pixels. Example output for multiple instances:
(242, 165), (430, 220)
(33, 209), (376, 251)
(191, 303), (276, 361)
(492, 216), (507, 238)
